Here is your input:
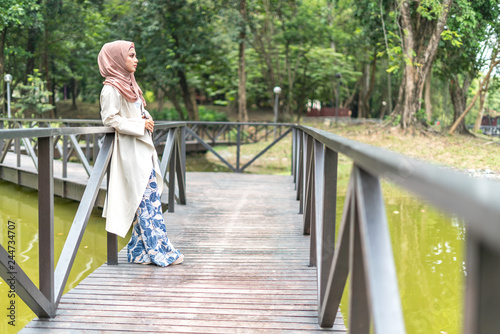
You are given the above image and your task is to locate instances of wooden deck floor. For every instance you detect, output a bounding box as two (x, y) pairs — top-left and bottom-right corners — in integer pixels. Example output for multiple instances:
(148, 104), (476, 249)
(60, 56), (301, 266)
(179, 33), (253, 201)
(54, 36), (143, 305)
(20, 172), (346, 333)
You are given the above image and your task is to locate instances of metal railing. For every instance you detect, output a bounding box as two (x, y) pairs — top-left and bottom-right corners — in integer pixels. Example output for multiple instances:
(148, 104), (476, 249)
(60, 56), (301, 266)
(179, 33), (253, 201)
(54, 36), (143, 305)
(182, 121), (293, 172)
(292, 126), (500, 333)
(1, 119), (294, 174)
(0, 122), (186, 318)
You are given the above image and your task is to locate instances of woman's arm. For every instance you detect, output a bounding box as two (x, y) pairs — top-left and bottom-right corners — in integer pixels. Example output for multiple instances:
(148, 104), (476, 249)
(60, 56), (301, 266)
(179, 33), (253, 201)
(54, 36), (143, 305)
(100, 85), (146, 136)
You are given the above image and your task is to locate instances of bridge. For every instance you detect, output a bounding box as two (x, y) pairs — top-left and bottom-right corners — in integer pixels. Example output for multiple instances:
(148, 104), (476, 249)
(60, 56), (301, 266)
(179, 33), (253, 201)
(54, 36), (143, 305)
(1, 120), (499, 333)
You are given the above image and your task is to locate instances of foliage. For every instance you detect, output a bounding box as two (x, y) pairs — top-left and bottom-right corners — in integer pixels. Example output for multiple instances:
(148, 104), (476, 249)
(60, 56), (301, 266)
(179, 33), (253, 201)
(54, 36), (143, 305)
(149, 106), (228, 122)
(2, 0), (500, 130)
(12, 70), (54, 114)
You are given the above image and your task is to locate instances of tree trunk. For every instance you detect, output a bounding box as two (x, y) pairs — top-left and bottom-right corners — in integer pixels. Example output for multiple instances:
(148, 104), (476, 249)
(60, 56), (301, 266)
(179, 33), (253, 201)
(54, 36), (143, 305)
(166, 88), (185, 121)
(178, 69), (198, 120)
(449, 75), (471, 134)
(238, 0), (248, 123)
(26, 27), (37, 81)
(399, 0), (452, 129)
(71, 77), (78, 110)
(473, 83), (489, 132)
(157, 87), (165, 112)
(424, 69), (432, 123)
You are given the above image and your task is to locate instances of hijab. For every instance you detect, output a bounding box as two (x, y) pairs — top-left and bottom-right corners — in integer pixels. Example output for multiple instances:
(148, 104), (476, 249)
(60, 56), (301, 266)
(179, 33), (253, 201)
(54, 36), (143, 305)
(97, 40), (146, 106)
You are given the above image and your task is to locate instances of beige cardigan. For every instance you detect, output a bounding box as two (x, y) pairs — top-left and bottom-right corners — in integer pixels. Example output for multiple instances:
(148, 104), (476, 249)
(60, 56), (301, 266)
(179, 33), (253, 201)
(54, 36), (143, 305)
(100, 85), (163, 238)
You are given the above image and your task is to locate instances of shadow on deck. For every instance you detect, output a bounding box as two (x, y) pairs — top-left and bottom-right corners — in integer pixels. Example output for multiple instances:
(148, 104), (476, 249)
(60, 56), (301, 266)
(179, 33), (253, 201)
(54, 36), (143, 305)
(20, 172), (346, 333)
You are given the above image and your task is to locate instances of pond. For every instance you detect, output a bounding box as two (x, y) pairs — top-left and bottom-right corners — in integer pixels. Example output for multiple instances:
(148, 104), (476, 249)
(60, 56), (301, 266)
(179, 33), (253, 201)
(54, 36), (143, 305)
(0, 156), (464, 333)
(0, 180), (130, 334)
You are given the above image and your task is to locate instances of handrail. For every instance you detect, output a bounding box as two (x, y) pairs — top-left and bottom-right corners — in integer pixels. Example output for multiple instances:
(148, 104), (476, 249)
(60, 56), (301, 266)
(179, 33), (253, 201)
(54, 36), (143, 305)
(0, 122), (187, 318)
(293, 125), (500, 333)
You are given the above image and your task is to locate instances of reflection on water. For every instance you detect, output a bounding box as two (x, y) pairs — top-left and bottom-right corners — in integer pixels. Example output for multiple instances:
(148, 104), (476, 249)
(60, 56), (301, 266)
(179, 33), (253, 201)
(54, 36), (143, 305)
(0, 180), (130, 334)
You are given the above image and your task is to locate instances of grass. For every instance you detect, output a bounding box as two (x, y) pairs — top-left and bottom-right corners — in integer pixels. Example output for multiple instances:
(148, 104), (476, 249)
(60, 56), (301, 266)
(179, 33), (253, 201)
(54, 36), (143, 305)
(201, 121), (500, 175)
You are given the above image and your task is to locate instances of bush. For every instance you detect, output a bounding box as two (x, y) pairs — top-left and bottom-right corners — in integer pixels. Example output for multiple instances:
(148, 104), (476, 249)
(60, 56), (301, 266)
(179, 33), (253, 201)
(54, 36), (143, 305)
(149, 106), (228, 121)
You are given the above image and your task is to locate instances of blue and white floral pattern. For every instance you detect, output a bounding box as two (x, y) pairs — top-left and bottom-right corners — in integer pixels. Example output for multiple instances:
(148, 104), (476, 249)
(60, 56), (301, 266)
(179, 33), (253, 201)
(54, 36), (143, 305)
(127, 170), (182, 267)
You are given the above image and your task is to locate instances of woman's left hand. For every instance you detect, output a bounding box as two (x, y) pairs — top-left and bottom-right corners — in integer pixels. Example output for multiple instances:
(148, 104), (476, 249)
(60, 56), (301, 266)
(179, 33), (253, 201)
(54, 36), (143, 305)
(144, 116), (154, 133)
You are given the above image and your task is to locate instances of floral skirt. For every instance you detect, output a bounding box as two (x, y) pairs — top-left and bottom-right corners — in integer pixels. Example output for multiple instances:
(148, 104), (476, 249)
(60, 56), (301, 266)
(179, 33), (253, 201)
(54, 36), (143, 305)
(127, 170), (182, 267)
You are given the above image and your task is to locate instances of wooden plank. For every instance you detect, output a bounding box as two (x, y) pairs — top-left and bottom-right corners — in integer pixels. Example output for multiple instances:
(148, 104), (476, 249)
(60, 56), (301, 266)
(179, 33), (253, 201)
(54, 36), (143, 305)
(20, 172), (346, 333)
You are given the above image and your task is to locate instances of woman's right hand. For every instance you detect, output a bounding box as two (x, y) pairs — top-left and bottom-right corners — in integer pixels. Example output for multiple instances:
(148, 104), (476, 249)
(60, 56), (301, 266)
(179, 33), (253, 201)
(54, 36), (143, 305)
(144, 117), (154, 133)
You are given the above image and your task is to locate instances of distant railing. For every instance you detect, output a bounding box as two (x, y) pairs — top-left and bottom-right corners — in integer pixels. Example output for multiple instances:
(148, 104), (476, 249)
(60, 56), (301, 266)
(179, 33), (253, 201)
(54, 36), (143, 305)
(292, 126), (500, 333)
(182, 121), (293, 172)
(1, 118), (294, 173)
(0, 122), (186, 318)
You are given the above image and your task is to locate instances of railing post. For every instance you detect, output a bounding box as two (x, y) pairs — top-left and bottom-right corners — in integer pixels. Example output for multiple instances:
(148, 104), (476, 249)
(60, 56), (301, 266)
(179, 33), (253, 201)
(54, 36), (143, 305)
(236, 124), (241, 172)
(303, 134), (314, 235)
(0, 120), (4, 154)
(319, 147), (338, 308)
(180, 126), (186, 187)
(106, 162), (118, 265)
(38, 136), (54, 308)
(291, 127), (296, 179)
(15, 137), (20, 168)
(464, 230), (500, 334)
(168, 139), (177, 213)
(62, 135), (68, 178)
(296, 130), (303, 204)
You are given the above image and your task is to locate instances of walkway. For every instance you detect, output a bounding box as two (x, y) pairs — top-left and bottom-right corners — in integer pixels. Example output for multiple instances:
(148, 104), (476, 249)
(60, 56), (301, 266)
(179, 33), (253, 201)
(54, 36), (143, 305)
(20, 172), (347, 333)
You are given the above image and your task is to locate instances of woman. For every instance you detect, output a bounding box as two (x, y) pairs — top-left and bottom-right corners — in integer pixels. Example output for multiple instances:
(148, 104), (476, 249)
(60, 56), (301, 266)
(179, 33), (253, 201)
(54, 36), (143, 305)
(97, 40), (183, 267)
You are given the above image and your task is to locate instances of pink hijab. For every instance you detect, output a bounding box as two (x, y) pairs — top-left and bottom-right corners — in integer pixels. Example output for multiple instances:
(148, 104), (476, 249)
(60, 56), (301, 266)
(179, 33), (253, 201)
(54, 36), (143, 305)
(97, 40), (146, 106)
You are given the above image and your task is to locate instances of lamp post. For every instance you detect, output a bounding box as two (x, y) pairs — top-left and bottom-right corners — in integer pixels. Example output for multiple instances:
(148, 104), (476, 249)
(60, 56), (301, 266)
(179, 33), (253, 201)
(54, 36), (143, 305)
(335, 73), (341, 124)
(273, 86), (281, 123)
(4, 74), (12, 118)
(273, 86), (281, 139)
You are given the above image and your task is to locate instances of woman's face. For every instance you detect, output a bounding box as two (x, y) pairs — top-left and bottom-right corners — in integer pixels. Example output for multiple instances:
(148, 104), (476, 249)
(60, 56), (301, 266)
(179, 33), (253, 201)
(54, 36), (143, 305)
(125, 47), (138, 73)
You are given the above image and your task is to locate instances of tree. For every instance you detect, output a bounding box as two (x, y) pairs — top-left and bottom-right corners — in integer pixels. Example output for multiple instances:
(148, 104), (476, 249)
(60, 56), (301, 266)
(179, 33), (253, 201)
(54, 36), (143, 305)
(238, 0), (249, 122)
(396, 0), (453, 129)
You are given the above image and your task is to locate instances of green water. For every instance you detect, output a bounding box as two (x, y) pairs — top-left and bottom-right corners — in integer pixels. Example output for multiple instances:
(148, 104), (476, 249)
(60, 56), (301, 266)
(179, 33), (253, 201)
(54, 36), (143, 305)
(0, 180), (130, 333)
(0, 164), (464, 334)
(335, 165), (464, 334)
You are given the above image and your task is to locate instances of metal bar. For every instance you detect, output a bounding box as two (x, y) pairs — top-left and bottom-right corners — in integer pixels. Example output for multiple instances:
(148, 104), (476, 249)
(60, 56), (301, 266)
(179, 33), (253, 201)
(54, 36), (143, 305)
(68, 134), (92, 177)
(0, 120), (4, 153)
(320, 147), (338, 309)
(38, 136), (54, 306)
(107, 232), (118, 266)
(291, 128), (296, 179)
(22, 137), (38, 170)
(0, 138), (13, 163)
(168, 139), (176, 213)
(303, 134), (314, 235)
(62, 136), (68, 178)
(54, 134), (114, 304)
(0, 245), (55, 317)
(239, 128), (292, 173)
(349, 174), (370, 334)
(355, 166), (406, 333)
(185, 127), (237, 172)
(180, 126), (186, 191)
(175, 131), (187, 205)
(15, 138), (20, 167)
(213, 124), (228, 142)
(312, 140), (324, 298)
(464, 231), (500, 334)
(319, 172), (354, 327)
(106, 160), (118, 266)
(236, 125), (241, 172)
(160, 129), (177, 179)
(296, 131), (303, 205)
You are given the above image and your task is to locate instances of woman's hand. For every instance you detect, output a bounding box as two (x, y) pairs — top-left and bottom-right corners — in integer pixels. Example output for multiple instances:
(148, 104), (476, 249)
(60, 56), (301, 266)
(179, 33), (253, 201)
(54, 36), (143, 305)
(144, 117), (154, 133)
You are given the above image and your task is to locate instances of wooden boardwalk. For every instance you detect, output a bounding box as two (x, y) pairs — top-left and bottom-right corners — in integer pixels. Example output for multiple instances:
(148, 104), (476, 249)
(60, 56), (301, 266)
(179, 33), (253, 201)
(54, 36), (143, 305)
(19, 172), (346, 333)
